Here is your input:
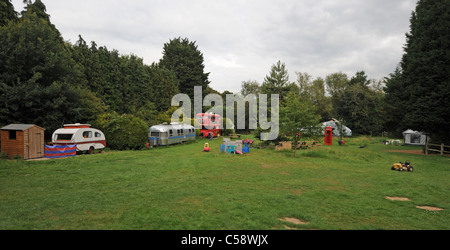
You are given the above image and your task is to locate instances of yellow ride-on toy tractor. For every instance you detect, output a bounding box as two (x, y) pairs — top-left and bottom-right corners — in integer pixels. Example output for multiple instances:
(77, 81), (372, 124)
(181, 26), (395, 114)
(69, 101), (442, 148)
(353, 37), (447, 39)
(391, 161), (414, 172)
(203, 143), (211, 152)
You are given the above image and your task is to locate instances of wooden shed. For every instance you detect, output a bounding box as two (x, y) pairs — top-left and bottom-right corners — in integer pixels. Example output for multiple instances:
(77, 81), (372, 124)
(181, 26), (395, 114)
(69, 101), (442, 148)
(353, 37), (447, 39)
(1, 124), (45, 160)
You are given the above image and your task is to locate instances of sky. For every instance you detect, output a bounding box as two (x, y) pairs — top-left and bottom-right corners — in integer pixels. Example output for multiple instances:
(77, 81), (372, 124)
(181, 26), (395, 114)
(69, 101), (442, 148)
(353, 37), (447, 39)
(11, 0), (418, 93)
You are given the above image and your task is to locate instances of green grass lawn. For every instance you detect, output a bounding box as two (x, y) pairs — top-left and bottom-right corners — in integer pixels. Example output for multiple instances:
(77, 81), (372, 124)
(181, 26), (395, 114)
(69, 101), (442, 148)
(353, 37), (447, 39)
(1, 136), (449, 230)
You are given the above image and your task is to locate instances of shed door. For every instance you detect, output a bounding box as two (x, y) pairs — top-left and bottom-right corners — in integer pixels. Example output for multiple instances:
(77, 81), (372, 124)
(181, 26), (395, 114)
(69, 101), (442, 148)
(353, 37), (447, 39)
(28, 130), (43, 159)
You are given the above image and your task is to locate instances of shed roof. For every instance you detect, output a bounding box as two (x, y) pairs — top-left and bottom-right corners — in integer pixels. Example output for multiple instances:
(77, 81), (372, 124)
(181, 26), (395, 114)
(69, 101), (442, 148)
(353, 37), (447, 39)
(1, 124), (44, 131)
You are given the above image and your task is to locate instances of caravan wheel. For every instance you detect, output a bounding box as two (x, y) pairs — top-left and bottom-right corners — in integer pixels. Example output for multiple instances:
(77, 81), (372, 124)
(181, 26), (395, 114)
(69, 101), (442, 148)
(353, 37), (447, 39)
(88, 146), (95, 154)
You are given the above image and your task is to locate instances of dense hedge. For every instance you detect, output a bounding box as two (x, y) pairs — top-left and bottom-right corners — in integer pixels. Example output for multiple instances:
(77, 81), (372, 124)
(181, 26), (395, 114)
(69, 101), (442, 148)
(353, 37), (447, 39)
(93, 112), (148, 150)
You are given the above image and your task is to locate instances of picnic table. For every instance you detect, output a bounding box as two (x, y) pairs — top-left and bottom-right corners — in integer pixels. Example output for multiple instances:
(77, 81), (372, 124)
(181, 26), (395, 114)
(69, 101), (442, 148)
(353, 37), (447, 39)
(229, 134), (241, 139)
(297, 141), (321, 149)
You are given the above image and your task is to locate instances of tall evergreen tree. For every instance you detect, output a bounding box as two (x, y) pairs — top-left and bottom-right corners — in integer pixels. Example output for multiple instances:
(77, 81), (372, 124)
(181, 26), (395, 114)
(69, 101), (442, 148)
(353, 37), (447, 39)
(0, 0), (88, 136)
(148, 63), (179, 112)
(22, 0), (49, 23)
(260, 60), (291, 105)
(383, 66), (404, 135)
(349, 70), (370, 87)
(159, 37), (210, 99)
(0, 1), (75, 87)
(386, 0), (450, 142)
(72, 35), (160, 115)
(0, 0), (17, 26)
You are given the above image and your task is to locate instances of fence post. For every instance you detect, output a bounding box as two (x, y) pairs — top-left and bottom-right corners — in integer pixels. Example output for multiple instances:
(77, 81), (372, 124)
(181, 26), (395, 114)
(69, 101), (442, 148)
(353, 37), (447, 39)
(425, 142), (428, 155)
(441, 143), (444, 156)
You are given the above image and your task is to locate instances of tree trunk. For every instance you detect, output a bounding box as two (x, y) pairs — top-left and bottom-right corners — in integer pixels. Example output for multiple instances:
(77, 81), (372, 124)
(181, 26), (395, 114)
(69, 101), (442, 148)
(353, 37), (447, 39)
(294, 137), (297, 157)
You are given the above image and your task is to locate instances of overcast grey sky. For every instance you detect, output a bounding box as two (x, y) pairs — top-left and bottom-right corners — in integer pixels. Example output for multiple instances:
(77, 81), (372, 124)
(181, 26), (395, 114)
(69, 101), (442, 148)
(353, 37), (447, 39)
(12, 0), (417, 93)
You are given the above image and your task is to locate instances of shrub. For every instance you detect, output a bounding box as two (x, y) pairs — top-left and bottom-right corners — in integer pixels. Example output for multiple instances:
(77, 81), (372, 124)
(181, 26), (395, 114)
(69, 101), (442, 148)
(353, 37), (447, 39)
(93, 112), (148, 150)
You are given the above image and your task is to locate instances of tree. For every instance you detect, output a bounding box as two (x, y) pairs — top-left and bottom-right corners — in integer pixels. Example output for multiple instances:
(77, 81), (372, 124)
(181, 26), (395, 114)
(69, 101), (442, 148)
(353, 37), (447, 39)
(0, 4), (76, 87)
(0, 0), (17, 26)
(296, 72), (313, 94)
(0, 78), (106, 138)
(71, 38), (124, 112)
(349, 70), (370, 87)
(383, 66), (404, 135)
(385, 0), (450, 142)
(260, 60), (291, 105)
(325, 72), (350, 118)
(335, 84), (384, 135)
(325, 72), (349, 97)
(159, 37), (210, 99)
(280, 92), (321, 157)
(72, 35), (170, 117)
(240, 80), (260, 96)
(148, 63), (179, 112)
(0, 0), (89, 137)
(296, 72), (331, 121)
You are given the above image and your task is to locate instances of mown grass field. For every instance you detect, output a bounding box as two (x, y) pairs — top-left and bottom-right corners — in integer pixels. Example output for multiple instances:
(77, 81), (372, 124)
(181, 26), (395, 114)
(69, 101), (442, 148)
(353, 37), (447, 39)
(0, 136), (449, 230)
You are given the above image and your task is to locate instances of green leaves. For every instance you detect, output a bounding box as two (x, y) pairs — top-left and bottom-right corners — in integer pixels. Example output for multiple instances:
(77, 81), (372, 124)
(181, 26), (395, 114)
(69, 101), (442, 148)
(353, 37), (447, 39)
(261, 60), (290, 105)
(159, 37), (210, 99)
(0, 1), (86, 137)
(1, 3), (212, 146)
(386, 0), (450, 142)
(280, 92), (321, 137)
(93, 112), (148, 150)
(335, 84), (384, 135)
(0, 0), (18, 26)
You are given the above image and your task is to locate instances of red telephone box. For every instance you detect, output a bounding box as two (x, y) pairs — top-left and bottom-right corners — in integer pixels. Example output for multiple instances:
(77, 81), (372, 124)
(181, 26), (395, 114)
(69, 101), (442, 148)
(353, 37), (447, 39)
(324, 126), (333, 145)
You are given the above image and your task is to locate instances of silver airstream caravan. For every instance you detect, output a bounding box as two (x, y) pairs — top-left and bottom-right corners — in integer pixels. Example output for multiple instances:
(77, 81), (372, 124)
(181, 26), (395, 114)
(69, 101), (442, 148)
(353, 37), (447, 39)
(149, 123), (196, 146)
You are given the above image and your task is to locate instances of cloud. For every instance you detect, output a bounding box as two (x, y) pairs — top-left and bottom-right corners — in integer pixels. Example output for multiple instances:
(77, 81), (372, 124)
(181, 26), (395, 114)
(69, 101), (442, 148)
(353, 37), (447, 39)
(11, 0), (417, 93)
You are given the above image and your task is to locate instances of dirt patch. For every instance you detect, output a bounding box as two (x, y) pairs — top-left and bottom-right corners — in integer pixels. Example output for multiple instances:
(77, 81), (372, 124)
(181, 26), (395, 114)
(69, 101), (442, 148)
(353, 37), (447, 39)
(283, 225), (298, 230)
(416, 206), (445, 211)
(278, 217), (309, 225)
(385, 150), (425, 155)
(25, 157), (50, 161)
(385, 197), (444, 211)
(386, 150), (449, 157)
(385, 196), (411, 201)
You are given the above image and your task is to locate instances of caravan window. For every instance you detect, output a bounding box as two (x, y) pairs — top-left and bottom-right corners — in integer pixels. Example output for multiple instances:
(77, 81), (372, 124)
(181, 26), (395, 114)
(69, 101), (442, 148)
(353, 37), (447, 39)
(151, 132), (159, 137)
(95, 132), (102, 138)
(169, 130), (173, 137)
(83, 131), (92, 138)
(56, 134), (73, 141)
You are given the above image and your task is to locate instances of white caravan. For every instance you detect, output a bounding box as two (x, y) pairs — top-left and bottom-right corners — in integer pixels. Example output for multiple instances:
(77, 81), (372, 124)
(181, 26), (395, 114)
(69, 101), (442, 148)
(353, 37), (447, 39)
(52, 124), (106, 153)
